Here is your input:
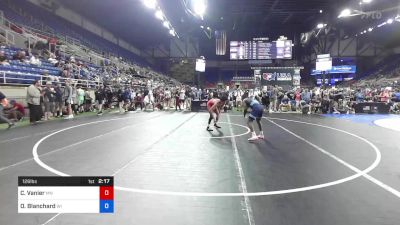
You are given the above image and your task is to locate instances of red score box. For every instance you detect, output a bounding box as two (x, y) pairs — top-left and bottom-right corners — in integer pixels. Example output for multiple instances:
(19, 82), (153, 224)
(99, 186), (114, 200)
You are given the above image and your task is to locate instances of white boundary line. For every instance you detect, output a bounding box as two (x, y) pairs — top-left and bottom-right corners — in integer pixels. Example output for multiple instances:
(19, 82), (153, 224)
(0, 114), (158, 175)
(227, 114), (255, 225)
(266, 117), (400, 198)
(32, 116), (382, 197)
(374, 118), (400, 132)
(0, 129), (60, 144)
(112, 113), (198, 177)
(41, 213), (60, 225)
(200, 122), (250, 139)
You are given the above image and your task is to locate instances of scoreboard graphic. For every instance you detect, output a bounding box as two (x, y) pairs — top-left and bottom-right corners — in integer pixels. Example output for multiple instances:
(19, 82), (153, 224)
(18, 177), (114, 214)
(230, 40), (292, 60)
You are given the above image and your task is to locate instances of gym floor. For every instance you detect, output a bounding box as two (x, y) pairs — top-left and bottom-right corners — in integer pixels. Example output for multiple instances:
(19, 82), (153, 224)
(1, 111), (400, 225)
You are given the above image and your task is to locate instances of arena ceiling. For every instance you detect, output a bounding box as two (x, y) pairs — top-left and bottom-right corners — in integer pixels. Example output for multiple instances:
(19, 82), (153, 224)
(61, 0), (399, 51)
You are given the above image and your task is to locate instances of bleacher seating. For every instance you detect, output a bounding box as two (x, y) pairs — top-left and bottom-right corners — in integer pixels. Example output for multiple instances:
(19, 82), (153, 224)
(0, 1), (180, 88)
(0, 0), (149, 67)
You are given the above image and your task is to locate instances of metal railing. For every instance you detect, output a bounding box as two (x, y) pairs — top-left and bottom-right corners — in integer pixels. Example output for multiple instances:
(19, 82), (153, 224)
(0, 26), (15, 45)
(0, 71), (103, 88)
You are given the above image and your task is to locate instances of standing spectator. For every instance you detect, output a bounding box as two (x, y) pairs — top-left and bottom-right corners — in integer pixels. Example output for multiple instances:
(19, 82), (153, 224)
(184, 88), (192, 110)
(0, 91), (14, 129)
(179, 89), (185, 110)
(164, 88), (171, 110)
(235, 89), (243, 109)
(134, 93), (144, 111)
(76, 85), (85, 113)
(380, 89), (390, 103)
(122, 87), (132, 112)
(43, 81), (56, 120)
(95, 86), (106, 115)
(355, 89), (364, 103)
(105, 86), (114, 110)
(84, 89), (93, 112)
(270, 86), (278, 112)
(261, 91), (270, 110)
(54, 83), (64, 117)
(175, 89), (182, 111)
(70, 82), (78, 115)
(295, 89), (302, 111)
(301, 89), (311, 105)
(27, 80), (42, 124)
(63, 80), (74, 119)
(117, 88), (124, 113)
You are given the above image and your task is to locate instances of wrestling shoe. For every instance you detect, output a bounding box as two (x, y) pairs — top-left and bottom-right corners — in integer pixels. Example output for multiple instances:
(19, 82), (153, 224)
(7, 123), (15, 129)
(248, 132), (258, 141)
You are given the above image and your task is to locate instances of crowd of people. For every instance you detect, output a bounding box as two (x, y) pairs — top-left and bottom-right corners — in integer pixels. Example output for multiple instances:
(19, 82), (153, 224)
(241, 85), (400, 115)
(0, 77), (213, 127)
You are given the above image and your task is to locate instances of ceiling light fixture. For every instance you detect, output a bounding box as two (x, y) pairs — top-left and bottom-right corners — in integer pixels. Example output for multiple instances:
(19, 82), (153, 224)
(155, 9), (164, 20)
(143, 0), (157, 9)
(192, 0), (207, 19)
(338, 9), (352, 18)
(163, 21), (170, 28)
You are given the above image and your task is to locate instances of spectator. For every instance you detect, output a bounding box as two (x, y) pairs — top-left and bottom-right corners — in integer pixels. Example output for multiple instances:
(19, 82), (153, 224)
(29, 54), (41, 66)
(13, 50), (27, 63)
(301, 89), (311, 105)
(63, 79), (74, 119)
(184, 88), (192, 110)
(7, 100), (25, 121)
(0, 91), (14, 129)
(164, 88), (171, 110)
(43, 81), (56, 120)
(84, 89), (93, 112)
(279, 94), (291, 112)
(0, 51), (10, 66)
(355, 90), (364, 103)
(269, 87), (278, 112)
(54, 83), (63, 117)
(95, 86), (106, 115)
(76, 85), (85, 113)
(134, 93), (144, 111)
(26, 80), (42, 124)
(47, 51), (58, 65)
(295, 89), (302, 111)
(380, 89), (390, 103)
(71, 82), (78, 115)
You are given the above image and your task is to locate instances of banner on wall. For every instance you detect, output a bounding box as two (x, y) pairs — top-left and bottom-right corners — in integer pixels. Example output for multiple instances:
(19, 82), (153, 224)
(254, 67), (301, 86)
(311, 65), (356, 75)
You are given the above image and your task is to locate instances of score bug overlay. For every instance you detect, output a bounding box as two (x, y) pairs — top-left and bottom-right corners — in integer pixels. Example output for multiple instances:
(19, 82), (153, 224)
(18, 176), (114, 214)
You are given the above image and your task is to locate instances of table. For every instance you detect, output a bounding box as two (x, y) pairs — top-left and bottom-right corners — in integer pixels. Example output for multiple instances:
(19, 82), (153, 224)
(354, 102), (391, 114)
(191, 100), (209, 112)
